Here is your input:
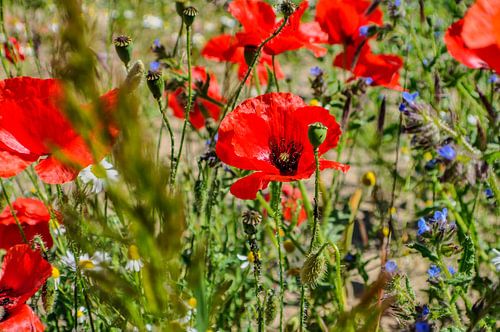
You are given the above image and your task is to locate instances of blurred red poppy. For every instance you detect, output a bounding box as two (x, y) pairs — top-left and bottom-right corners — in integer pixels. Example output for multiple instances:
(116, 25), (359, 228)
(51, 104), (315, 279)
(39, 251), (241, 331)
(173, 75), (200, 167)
(315, 0), (383, 45)
(216, 92), (349, 200)
(202, 34), (284, 85)
(168, 66), (224, 129)
(3, 37), (25, 64)
(0, 77), (119, 184)
(444, 19), (500, 73)
(334, 43), (403, 90)
(461, 0), (500, 50)
(0, 244), (52, 332)
(263, 184), (308, 226)
(0, 198), (53, 250)
(230, 0), (328, 56)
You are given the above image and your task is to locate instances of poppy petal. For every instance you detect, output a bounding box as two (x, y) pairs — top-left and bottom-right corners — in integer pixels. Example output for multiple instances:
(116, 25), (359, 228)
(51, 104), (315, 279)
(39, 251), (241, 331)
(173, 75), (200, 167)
(0, 244), (52, 312)
(230, 172), (271, 200)
(462, 0), (500, 49)
(319, 160), (350, 173)
(444, 20), (490, 69)
(228, 0), (276, 35)
(0, 304), (44, 332)
(0, 150), (34, 178)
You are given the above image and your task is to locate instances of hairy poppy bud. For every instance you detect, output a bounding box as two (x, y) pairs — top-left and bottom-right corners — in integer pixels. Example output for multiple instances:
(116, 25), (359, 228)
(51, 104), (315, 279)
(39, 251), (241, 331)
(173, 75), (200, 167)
(300, 250), (326, 288)
(308, 122), (327, 149)
(243, 45), (258, 67)
(183, 7), (198, 27)
(113, 35), (132, 67)
(146, 62), (164, 100)
(264, 289), (277, 325)
(123, 60), (145, 93)
(175, 0), (186, 17)
(280, 1), (297, 17)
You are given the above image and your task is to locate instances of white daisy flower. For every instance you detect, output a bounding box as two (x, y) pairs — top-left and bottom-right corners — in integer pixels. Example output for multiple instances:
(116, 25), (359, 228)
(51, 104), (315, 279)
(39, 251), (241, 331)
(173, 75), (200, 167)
(52, 267), (61, 289)
(492, 249), (500, 272)
(142, 15), (163, 29)
(237, 252), (258, 269)
(77, 306), (87, 323)
(79, 159), (118, 194)
(60, 251), (111, 272)
(125, 245), (144, 272)
(124, 10), (135, 19)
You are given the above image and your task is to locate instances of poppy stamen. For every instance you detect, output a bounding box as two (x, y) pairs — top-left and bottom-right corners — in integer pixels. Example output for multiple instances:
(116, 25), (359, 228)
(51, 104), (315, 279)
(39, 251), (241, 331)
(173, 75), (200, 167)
(269, 137), (303, 176)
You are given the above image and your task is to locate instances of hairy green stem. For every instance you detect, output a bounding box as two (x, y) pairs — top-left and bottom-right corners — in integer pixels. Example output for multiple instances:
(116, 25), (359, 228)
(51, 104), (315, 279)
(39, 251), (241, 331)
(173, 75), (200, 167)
(271, 181), (284, 332)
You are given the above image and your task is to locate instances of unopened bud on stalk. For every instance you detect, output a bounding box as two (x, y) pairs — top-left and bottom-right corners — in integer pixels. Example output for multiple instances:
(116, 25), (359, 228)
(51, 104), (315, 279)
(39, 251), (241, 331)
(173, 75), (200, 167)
(280, 0), (297, 17)
(113, 35), (132, 67)
(183, 7), (198, 27)
(146, 62), (164, 100)
(243, 45), (258, 67)
(264, 289), (277, 325)
(122, 60), (145, 93)
(300, 249), (327, 288)
(308, 122), (327, 149)
(175, 0), (186, 17)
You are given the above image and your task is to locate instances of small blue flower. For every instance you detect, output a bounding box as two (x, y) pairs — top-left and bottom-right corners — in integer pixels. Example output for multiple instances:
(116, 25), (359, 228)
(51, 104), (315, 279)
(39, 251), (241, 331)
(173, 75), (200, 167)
(153, 38), (161, 47)
(432, 208), (447, 224)
(310, 66), (323, 76)
(437, 144), (456, 161)
(424, 159), (438, 170)
(415, 321), (430, 332)
(364, 77), (374, 85)
(385, 260), (398, 273)
(417, 218), (430, 235)
(485, 188), (494, 199)
(398, 103), (407, 112)
(359, 25), (370, 37)
(488, 74), (498, 83)
(448, 266), (456, 275)
(423, 59), (429, 66)
(149, 61), (161, 72)
(427, 265), (441, 278)
(402, 91), (419, 104)
(394, 0), (402, 6)
(422, 305), (430, 316)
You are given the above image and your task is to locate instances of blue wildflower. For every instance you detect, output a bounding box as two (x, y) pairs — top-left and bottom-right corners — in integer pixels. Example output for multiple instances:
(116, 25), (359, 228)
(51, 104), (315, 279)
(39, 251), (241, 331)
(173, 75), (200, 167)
(488, 74), (498, 83)
(359, 25), (370, 37)
(424, 159), (438, 170)
(437, 144), (456, 161)
(415, 321), (430, 332)
(149, 61), (161, 72)
(364, 77), (374, 85)
(427, 265), (441, 278)
(432, 208), (447, 224)
(423, 59), (429, 66)
(394, 0), (402, 7)
(485, 188), (494, 199)
(417, 218), (430, 235)
(398, 103), (407, 112)
(448, 266), (456, 275)
(422, 305), (430, 316)
(153, 38), (161, 47)
(310, 66), (323, 76)
(402, 91), (419, 104)
(385, 260), (398, 273)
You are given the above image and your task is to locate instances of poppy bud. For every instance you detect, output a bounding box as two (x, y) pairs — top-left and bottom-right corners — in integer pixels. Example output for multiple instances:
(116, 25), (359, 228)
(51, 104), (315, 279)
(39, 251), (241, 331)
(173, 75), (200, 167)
(361, 171), (376, 187)
(146, 63), (164, 100)
(243, 45), (258, 67)
(280, 0), (297, 17)
(175, 0), (186, 17)
(264, 290), (277, 325)
(42, 282), (56, 313)
(300, 250), (326, 288)
(123, 60), (145, 93)
(113, 35), (132, 67)
(308, 122), (328, 149)
(183, 7), (198, 27)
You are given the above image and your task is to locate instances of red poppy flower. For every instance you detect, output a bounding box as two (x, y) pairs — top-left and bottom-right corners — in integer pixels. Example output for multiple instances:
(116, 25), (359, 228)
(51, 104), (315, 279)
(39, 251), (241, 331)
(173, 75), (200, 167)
(263, 184), (307, 226)
(0, 244), (52, 332)
(216, 92), (349, 200)
(230, 0), (328, 57)
(444, 20), (500, 73)
(315, 0), (383, 45)
(168, 66), (224, 129)
(461, 0), (500, 49)
(201, 34), (284, 85)
(334, 43), (403, 90)
(3, 37), (25, 64)
(0, 198), (53, 250)
(0, 77), (119, 184)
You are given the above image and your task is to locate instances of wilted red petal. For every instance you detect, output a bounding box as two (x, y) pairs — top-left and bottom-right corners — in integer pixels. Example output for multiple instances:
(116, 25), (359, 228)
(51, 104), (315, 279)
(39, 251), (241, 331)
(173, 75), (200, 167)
(0, 244), (51, 312)
(0, 304), (44, 332)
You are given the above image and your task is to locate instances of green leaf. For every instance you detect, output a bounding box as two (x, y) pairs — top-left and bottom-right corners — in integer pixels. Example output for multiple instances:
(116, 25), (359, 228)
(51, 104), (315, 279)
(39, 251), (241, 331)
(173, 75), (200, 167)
(458, 235), (475, 277)
(407, 242), (439, 262)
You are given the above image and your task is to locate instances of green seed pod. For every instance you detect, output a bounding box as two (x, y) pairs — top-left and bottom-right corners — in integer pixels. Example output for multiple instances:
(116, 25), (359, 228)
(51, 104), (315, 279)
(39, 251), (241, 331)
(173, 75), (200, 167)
(243, 45), (258, 67)
(183, 7), (198, 27)
(242, 210), (262, 236)
(113, 35), (132, 67)
(300, 250), (326, 288)
(308, 122), (328, 149)
(146, 70), (164, 100)
(175, 0), (186, 17)
(280, 1), (297, 17)
(264, 290), (277, 325)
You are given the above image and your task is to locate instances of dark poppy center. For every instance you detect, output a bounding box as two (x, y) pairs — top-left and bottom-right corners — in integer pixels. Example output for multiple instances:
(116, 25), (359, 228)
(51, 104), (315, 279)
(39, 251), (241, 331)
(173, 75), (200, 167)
(269, 137), (303, 176)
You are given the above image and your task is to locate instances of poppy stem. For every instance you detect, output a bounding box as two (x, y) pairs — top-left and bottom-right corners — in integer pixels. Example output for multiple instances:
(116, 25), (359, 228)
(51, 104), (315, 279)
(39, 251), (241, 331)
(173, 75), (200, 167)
(156, 99), (176, 187)
(172, 22), (194, 188)
(272, 55), (280, 92)
(308, 148), (321, 251)
(270, 181), (284, 332)
(0, 178), (28, 244)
